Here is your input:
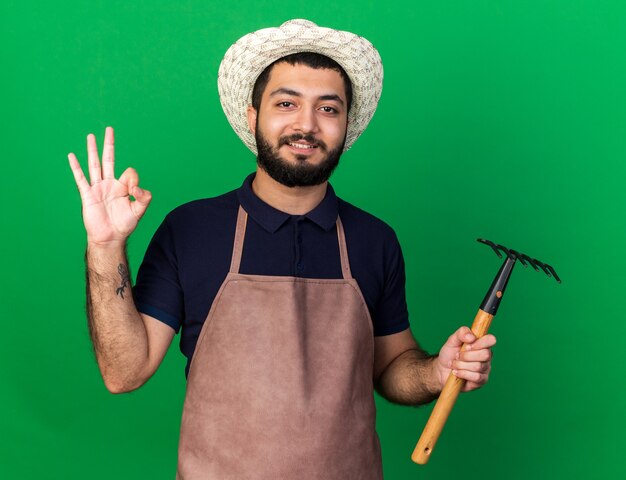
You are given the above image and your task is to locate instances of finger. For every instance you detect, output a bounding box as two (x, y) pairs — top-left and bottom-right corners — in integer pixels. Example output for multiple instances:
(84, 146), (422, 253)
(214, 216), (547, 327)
(87, 133), (102, 184)
(453, 368), (488, 385)
(461, 364), (491, 391)
(462, 380), (485, 392)
(102, 126), (115, 180)
(68, 153), (90, 196)
(465, 334), (497, 351)
(453, 359), (490, 374)
(131, 186), (152, 220)
(458, 348), (492, 363)
(119, 167), (139, 192)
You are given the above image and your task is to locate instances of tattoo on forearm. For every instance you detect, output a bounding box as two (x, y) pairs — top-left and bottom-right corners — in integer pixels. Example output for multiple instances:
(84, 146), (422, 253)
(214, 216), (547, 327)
(115, 264), (130, 299)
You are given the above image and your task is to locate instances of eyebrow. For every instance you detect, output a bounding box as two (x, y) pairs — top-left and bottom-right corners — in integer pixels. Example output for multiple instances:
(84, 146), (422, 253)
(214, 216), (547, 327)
(269, 88), (345, 106)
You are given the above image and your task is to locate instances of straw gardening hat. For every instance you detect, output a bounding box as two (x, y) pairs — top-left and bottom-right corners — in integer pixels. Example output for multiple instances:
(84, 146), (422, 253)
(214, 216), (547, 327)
(217, 19), (384, 155)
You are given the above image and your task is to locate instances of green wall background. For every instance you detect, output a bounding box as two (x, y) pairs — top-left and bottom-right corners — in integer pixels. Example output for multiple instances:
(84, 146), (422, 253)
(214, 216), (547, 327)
(1, 1), (624, 478)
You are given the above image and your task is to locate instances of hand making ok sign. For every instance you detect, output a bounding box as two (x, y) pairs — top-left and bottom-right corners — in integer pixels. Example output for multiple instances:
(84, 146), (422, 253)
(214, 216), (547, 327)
(68, 126), (152, 247)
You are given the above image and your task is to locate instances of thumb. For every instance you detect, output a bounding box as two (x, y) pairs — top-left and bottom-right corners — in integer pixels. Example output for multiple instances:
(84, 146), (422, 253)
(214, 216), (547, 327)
(440, 327), (475, 360)
(445, 326), (475, 349)
(131, 185), (152, 220)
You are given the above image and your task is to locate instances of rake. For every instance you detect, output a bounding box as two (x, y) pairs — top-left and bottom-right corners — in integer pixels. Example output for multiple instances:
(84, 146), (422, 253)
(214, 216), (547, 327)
(412, 238), (561, 465)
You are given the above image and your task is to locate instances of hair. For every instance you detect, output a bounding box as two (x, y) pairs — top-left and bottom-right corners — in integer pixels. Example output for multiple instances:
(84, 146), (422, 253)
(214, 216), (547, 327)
(251, 52), (353, 113)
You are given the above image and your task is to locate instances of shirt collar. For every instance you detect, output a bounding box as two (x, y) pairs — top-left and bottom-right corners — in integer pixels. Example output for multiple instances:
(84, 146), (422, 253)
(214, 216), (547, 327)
(237, 173), (339, 233)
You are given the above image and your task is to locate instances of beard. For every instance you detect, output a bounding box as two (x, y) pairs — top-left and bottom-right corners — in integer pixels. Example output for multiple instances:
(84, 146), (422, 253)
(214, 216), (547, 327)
(255, 125), (345, 188)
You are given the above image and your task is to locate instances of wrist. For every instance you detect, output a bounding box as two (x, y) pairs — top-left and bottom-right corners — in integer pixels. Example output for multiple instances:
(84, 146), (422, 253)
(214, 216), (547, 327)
(87, 238), (127, 252)
(428, 355), (446, 395)
(86, 240), (128, 272)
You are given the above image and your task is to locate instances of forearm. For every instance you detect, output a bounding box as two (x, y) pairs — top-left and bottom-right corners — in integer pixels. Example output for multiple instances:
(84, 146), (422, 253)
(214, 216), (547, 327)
(374, 349), (442, 406)
(86, 242), (149, 393)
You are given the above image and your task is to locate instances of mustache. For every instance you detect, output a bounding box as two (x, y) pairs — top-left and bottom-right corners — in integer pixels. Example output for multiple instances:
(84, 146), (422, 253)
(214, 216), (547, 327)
(278, 134), (327, 151)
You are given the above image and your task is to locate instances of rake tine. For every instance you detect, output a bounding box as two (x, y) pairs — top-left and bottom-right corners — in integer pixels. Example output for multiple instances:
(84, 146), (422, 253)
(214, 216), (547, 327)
(531, 259), (562, 283)
(508, 249), (525, 265)
(544, 264), (561, 283)
(514, 252), (536, 269)
(531, 260), (552, 277)
(477, 239), (561, 283)
(478, 239), (517, 261)
(498, 245), (515, 260)
(477, 238), (503, 258)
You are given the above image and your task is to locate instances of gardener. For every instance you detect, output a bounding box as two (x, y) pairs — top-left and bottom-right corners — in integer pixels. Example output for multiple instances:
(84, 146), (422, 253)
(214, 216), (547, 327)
(68, 19), (495, 479)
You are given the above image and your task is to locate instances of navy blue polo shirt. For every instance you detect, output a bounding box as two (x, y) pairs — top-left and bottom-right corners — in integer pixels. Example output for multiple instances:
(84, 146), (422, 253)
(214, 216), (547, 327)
(134, 173), (410, 375)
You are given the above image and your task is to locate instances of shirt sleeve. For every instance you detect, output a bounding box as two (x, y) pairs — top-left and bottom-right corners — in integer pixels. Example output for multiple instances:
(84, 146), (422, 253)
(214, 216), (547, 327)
(133, 217), (183, 332)
(372, 232), (410, 336)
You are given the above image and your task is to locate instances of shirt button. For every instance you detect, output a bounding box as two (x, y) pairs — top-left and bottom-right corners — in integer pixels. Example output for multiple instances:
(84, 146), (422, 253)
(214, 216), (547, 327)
(297, 262), (304, 271)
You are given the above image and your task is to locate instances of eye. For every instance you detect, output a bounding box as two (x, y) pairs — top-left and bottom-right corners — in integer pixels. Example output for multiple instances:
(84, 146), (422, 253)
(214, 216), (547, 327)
(319, 106), (337, 114)
(277, 101), (294, 108)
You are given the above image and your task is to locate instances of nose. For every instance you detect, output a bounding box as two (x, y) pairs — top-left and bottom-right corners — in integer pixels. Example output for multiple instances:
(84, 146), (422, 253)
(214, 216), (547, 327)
(292, 106), (319, 134)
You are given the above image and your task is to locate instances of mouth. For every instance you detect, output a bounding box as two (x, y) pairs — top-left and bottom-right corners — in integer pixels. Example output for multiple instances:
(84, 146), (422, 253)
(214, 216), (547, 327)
(285, 141), (319, 155)
(288, 141), (317, 149)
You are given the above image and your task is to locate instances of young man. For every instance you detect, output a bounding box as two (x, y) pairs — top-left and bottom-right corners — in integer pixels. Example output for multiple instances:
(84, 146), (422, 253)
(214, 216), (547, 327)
(69, 19), (495, 479)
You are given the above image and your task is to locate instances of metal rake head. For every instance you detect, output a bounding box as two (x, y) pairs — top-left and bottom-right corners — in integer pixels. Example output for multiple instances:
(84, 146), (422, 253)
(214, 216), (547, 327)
(477, 239), (561, 283)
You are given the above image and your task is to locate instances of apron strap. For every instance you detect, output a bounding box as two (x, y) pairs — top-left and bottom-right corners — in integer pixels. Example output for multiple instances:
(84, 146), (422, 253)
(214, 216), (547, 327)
(230, 205), (248, 274)
(336, 216), (353, 280)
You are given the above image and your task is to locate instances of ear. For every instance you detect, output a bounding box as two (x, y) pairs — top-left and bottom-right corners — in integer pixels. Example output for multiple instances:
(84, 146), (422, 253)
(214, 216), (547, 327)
(247, 105), (257, 136)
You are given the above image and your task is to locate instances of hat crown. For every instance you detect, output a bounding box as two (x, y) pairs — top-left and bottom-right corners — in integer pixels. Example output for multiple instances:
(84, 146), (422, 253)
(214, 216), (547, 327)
(281, 19), (317, 28)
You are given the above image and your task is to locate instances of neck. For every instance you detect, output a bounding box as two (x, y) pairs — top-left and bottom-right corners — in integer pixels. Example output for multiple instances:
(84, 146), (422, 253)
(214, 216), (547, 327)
(251, 167), (328, 215)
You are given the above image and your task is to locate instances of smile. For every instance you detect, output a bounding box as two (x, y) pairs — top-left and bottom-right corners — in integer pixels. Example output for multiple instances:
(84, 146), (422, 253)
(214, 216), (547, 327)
(288, 142), (317, 150)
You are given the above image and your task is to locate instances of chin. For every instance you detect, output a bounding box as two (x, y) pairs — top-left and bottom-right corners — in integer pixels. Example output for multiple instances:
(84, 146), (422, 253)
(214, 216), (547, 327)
(255, 130), (344, 188)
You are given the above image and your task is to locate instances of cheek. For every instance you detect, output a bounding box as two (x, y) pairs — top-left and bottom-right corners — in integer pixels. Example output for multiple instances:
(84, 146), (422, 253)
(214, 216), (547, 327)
(324, 120), (348, 143)
(259, 115), (291, 139)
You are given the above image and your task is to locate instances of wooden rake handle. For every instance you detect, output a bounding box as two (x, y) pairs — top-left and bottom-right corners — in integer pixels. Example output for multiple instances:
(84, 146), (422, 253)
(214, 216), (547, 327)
(411, 309), (494, 465)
